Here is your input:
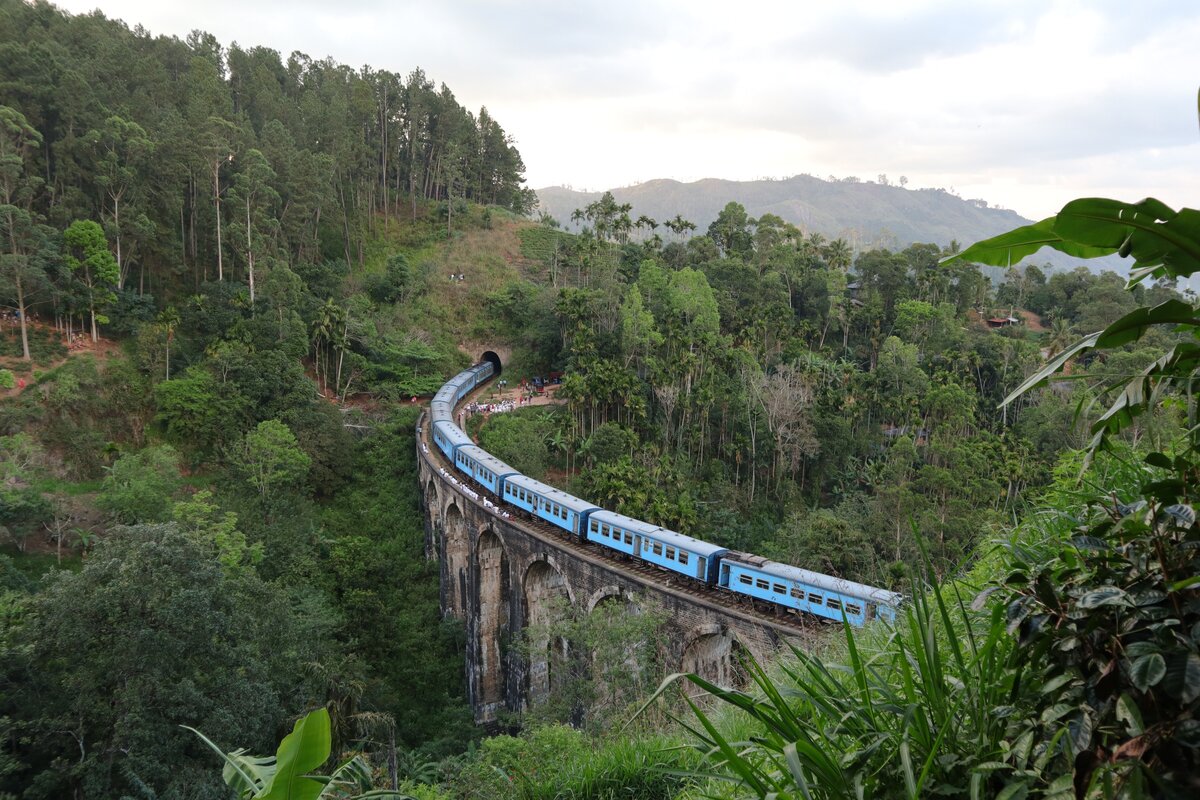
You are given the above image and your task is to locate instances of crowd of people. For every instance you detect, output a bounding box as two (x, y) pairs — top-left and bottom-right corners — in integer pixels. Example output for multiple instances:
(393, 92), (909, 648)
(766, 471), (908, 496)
(436, 466), (512, 519)
(463, 398), (523, 416)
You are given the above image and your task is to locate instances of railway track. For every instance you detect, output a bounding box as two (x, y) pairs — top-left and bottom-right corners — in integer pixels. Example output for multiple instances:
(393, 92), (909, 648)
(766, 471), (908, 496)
(419, 414), (829, 641)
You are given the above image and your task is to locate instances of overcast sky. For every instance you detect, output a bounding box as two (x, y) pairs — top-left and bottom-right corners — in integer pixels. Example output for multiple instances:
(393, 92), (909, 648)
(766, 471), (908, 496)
(54, 0), (1200, 220)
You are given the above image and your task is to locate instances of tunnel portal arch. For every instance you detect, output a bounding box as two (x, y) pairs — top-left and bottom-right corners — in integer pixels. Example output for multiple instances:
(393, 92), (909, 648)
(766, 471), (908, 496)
(481, 350), (502, 377)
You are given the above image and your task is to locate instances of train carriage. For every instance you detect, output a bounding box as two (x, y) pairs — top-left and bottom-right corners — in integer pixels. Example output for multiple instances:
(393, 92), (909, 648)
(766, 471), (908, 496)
(431, 418), (474, 461)
(502, 474), (599, 537)
(636, 526), (727, 584)
(453, 445), (518, 496)
(430, 398), (455, 426)
(586, 510), (655, 557)
(719, 554), (901, 625)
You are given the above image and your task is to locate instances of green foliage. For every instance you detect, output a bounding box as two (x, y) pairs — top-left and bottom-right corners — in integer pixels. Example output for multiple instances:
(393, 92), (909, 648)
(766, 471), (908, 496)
(948, 178), (1200, 794)
(96, 443), (181, 523)
(761, 509), (879, 582)
(518, 226), (572, 266)
(13, 523), (336, 799)
(230, 419), (312, 507)
(572, 455), (696, 531)
(63, 219), (119, 335)
(446, 724), (692, 800)
(320, 410), (476, 756)
(155, 366), (247, 460)
(188, 706), (415, 800)
(477, 409), (554, 478)
(0, 326), (65, 363)
(996, 453), (1200, 795)
(173, 489), (263, 575)
(581, 422), (637, 466)
(367, 253), (413, 304)
(656, 573), (1025, 799)
(518, 595), (668, 730)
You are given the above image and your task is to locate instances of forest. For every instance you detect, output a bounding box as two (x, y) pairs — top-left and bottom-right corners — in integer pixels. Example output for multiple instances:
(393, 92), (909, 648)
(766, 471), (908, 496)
(3, 1), (1200, 798)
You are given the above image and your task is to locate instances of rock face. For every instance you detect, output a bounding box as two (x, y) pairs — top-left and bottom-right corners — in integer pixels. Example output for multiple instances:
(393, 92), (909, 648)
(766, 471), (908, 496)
(418, 418), (819, 724)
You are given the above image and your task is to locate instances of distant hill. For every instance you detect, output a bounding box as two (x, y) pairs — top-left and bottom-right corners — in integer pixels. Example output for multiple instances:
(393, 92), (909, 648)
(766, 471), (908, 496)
(536, 176), (1122, 274)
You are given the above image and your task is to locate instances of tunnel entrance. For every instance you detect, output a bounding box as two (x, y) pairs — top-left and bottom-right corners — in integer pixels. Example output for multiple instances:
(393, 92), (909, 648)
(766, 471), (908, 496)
(481, 350), (502, 377)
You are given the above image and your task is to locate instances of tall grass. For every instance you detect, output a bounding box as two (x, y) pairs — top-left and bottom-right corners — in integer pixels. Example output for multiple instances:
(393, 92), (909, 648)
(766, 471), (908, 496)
(657, 576), (1026, 799)
(444, 725), (696, 800)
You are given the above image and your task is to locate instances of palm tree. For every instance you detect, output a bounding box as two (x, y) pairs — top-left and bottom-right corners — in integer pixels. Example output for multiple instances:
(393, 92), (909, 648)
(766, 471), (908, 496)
(824, 238), (852, 271)
(311, 298), (340, 392)
(666, 214), (695, 242)
(1044, 318), (1075, 359)
(157, 306), (180, 380)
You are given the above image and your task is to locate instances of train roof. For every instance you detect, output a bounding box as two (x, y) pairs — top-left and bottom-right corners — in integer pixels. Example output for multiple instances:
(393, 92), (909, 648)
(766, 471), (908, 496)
(504, 474), (600, 515)
(643, 526), (729, 557)
(455, 445), (519, 477)
(587, 509), (663, 537)
(429, 400), (455, 424)
(432, 418), (473, 448)
(722, 553), (902, 605)
(588, 510), (726, 556)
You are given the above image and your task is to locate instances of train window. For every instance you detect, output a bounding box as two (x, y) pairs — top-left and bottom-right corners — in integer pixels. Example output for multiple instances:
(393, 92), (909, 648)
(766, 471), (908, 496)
(590, 520), (599, 534)
(866, 604), (876, 621)
(790, 587), (803, 600)
(679, 552), (689, 565)
(755, 578), (769, 590)
(846, 603), (862, 615)
(665, 546), (676, 560)
(808, 592), (823, 604)
(652, 543), (663, 556)
(773, 583), (786, 594)
(828, 599), (842, 611)
(738, 575), (752, 586)
(624, 532), (633, 545)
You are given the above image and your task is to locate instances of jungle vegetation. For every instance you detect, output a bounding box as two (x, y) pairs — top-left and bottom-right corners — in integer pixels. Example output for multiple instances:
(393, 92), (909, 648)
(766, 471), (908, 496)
(2, 1), (1196, 798)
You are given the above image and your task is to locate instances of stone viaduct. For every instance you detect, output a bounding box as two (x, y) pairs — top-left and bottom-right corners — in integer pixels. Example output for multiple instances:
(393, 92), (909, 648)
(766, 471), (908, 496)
(417, 403), (823, 724)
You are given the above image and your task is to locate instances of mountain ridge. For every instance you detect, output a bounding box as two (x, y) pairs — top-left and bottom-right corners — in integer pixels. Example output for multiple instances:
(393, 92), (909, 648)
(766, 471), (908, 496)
(536, 175), (1114, 272)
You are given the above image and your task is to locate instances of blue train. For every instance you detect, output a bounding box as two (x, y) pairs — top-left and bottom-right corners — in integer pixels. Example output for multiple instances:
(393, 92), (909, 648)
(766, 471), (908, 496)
(428, 360), (901, 626)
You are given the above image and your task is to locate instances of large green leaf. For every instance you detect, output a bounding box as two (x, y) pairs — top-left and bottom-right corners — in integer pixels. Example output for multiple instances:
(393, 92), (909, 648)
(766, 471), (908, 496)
(1054, 198), (1200, 281)
(1163, 652), (1200, 704)
(1130, 653), (1166, 692)
(259, 709), (331, 800)
(1000, 331), (1101, 407)
(1093, 299), (1200, 349)
(941, 217), (1114, 267)
(1076, 586), (1127, 609)
(182, 725), (273, 797)
(1089, 343), (1200, 439)
(944, 197), (1200, 284)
